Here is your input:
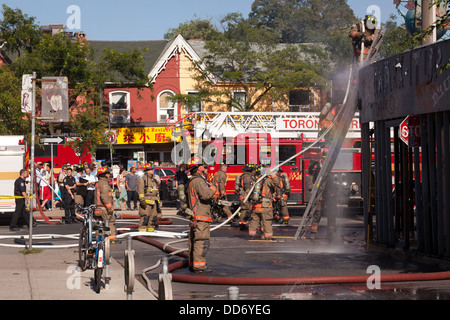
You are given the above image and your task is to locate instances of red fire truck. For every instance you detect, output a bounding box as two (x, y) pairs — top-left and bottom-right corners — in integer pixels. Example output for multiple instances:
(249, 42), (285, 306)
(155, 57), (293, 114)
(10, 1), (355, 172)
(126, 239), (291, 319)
(193, 112), (363, 206)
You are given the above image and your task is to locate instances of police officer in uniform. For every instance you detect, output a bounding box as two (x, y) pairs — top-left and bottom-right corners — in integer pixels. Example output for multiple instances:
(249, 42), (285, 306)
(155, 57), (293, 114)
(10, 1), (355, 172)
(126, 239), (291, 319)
(137, 163), (160, 232)
(186, 160), (218, 273)
(10, 169), (32, 231)
(63, 167), (77, 224)
(95, 167), (116, 235)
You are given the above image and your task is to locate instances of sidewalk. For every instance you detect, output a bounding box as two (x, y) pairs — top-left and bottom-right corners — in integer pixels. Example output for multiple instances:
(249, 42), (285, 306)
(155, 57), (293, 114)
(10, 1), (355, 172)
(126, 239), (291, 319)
(0, 244), (155, 300)
(0, 206), (179, 300)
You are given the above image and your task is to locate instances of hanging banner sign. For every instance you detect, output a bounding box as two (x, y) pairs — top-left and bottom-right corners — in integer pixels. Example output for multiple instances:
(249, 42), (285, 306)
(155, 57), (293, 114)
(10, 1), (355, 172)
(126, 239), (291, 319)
(41, 76), (69, 122)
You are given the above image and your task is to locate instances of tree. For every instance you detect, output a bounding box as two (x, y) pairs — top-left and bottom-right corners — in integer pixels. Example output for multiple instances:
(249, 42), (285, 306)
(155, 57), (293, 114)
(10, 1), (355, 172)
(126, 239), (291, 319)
(1, 5), (150, 158)
(0, 67), (30, 136)
(164, 16), (219, 40)
(248, 0), (356, 65)
(174, 13), (329, 112)
(0, 4), (41, 57)
(378, 14), (419, 60)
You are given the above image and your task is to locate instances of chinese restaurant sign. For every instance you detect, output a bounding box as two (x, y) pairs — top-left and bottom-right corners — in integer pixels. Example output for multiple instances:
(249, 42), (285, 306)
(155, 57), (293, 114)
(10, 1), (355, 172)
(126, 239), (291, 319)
(114, 127), (174, 144)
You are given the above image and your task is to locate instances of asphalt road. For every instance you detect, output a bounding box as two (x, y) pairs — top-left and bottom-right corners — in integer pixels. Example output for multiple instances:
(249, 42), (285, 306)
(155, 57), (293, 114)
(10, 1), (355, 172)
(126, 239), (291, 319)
(2, 206), (450, 301)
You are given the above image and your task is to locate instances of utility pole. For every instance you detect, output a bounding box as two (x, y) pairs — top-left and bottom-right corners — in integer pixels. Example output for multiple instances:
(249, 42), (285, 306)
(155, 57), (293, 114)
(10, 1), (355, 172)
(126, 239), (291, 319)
(29, 72), (36, 250)
(422, 0), (437, 45)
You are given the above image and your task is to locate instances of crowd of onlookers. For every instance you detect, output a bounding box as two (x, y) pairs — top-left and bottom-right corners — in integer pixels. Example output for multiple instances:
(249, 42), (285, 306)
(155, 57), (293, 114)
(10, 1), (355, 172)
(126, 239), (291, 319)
(33, 160), (188, 211)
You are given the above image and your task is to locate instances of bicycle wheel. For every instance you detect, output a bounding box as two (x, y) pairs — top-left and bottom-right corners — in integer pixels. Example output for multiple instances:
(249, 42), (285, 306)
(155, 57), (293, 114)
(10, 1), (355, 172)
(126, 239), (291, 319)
(94, 267), (103, 293)
(78, 226), (88, 271)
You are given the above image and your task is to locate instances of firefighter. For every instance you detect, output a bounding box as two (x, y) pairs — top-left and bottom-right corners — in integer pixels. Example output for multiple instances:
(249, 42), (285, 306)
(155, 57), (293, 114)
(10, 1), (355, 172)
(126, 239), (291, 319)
(273, 168), (291, 224)
(235, 164), (257, 230)
(186, 160), (219, 273)
(249, 168), (278, 240)
(306, 160), (322, 240)
(211, 163), (233, 220)
(349, 14), (378, 63)
(318, 102), (337, 159)
(137, 163), (160, 232)
(95, 167), (116, 235)
(322, 174), (341, 241)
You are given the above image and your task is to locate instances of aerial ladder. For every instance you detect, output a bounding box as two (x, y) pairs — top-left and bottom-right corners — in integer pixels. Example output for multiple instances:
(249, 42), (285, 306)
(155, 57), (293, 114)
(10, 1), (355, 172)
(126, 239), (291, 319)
(293, 28), (385, 240)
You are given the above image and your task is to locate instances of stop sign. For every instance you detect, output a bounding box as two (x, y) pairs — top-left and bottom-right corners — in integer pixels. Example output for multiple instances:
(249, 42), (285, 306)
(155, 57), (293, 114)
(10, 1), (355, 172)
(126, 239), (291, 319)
(399, 116), (421, 147)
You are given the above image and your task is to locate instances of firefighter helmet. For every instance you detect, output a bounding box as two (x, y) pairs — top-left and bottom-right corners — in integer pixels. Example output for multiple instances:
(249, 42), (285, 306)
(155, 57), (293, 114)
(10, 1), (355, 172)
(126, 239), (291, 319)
(143, 163), (153, 171)
(97, 167), (110, 176)
(364, 15), (377, 30)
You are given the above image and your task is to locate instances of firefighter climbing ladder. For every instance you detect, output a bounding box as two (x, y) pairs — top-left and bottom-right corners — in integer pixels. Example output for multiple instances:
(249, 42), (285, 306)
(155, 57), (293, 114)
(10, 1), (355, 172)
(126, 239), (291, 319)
(293, 28), (385, 240)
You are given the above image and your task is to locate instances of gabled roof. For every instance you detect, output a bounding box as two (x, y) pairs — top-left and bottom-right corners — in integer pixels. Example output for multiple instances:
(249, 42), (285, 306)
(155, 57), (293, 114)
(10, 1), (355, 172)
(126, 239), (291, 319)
(88, 40), (168, 76)
(148, 34), (207, 83)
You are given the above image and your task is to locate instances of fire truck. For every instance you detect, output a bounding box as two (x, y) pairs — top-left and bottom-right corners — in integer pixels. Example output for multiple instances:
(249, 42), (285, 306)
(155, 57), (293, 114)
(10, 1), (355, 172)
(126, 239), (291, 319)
(192, 112), (363, 206)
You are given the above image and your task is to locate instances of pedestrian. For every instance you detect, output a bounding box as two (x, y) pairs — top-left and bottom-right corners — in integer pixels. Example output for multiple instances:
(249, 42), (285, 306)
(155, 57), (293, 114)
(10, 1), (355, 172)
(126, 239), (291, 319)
(116, 167), (128, 211)
(63, 167), (77, 224)
(95, 167), (116, 235)
(83, 166), (97, 207)
(10, 169), (33, 231)
(56, 164), (68, 208)
(137, 164), (160, 232)
(40, 163), (52, 210)
(125, 166), (139, 210)
(186, 160), (218, 273)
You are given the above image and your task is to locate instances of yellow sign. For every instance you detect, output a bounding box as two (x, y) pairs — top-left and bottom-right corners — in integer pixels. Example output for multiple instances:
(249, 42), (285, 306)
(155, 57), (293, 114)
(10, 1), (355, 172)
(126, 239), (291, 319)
(115, 127), (174, 145)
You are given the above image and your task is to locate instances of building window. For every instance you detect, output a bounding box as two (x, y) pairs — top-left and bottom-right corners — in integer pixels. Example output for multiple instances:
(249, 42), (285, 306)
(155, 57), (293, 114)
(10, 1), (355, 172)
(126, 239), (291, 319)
(289, 89), (311, 112)
(109, 91), (130, 124)
(158, 90), (177, 122)
(232, 90), (247, 112)
(186, 91), (202, 113)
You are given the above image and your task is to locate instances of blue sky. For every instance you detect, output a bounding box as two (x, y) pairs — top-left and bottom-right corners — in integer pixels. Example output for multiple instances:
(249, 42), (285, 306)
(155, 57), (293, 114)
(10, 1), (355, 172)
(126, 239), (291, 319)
(1, 0), (402, 41)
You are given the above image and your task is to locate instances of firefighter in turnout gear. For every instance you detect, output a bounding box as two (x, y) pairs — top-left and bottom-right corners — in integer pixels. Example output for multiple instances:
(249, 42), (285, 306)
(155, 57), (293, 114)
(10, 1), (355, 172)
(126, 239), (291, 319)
(137, 163), (160, 232)
(273, 168), (291, 224)
(318, 102), (337, 159)
(349, 15), (378, 63)
(211, 163), (233, 220)
(95, 167), (116, 235)
(186, 160), (219, 273)
(249, 168), (278, 240)
(306, 160), (322, 240)
(235, 164), (257, 230)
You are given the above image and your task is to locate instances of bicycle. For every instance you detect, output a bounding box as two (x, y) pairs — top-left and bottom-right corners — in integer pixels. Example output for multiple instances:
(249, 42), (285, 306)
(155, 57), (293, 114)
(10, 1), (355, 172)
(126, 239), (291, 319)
(77, 204), (97, 271)
(92, 220), (110, 293)
(77, 204), (112, 293)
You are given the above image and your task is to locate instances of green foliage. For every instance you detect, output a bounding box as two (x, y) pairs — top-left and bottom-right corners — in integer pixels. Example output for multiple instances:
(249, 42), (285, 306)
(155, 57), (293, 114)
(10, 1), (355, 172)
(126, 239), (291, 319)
(164, 16), (219, 40)
(174, 13), (330, 111)
(0, 68), (30, 136)
(0, 5), (150, 157)
(378, 14), (418, 60)
(0, 4), (42, 57)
